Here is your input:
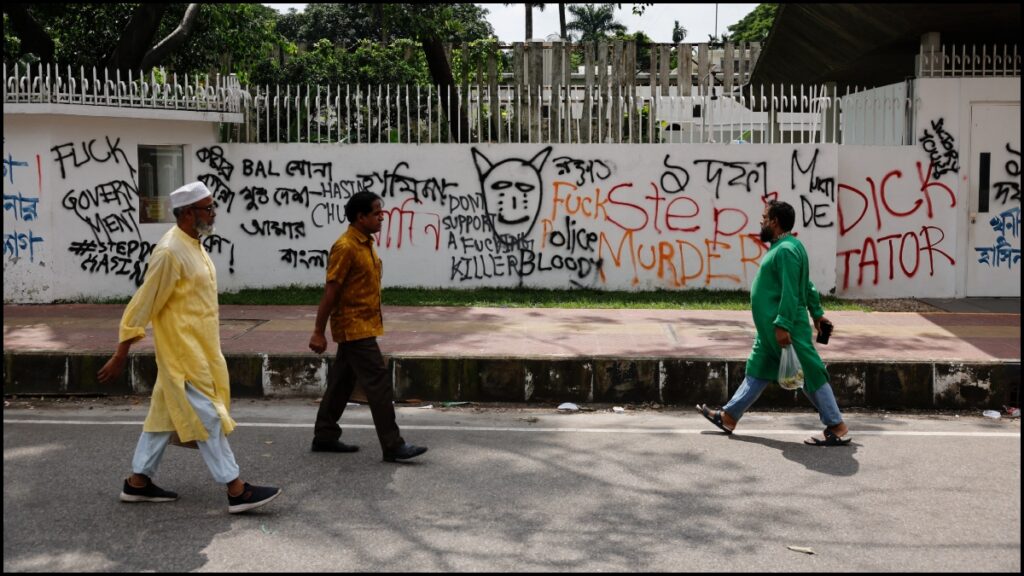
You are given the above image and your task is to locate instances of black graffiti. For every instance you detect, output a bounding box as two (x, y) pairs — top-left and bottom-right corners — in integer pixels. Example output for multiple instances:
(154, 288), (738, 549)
(547, 215), (599, 255)
(552, 156), (612, 186)
(239, 186), (269, 211)
(692, 159), (767, 199)
(800, 196), (833, 228)
(51, 136), (136, 181)
(442, 213), (494, 235)
(67, 238), (154, 260)
(280, 248), (329, 269)
(472, 147), (552, 247)
(518, 249), (603, 280)
(450, 253), (522, 281)
(285, 160), (332, 181)
(198, 173), (236, 212)
(447, 192), (486, 215)
(196, 146), (234, 181)
(919, 118), (959, 179)
(202, 234), (235, 274)
(68, 239), (154, 286)
(357, 162), (457, 205)
(61, 180), (141, 243)
(790, 148), (835, 201)
(316, 180), (369, 200)
(994, 143), (1021, 205)
(272, 186), (311, 208)
(451, 234), (521, 255)
(310, 201), (346, 228)
(242, 159), (281, 178)
(660, 155), (690, 194)
(239, 219), (306, 239)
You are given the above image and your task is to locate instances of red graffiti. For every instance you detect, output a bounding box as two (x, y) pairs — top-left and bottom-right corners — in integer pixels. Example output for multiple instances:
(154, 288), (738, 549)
(379, 198), (441, 250)
(838, 161), (956, 235)
(836, 225), (954, 289)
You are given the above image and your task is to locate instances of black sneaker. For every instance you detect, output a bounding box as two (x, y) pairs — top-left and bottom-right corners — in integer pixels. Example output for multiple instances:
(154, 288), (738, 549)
(382, 443), (428, 463)
(120, 478), (179, 503)
(311, 439), (359, 453)
(227, 483), (282, 514)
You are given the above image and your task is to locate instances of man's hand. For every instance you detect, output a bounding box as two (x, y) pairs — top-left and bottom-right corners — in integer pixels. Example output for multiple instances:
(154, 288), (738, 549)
(774, 326), (792, 348)
(309, 333), (328, 354)
(813, 315), (828, 333)
(97, 353), (127, 385)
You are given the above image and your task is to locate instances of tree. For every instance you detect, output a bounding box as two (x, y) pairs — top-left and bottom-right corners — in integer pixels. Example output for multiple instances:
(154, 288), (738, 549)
(726, 3), (778, 43)
(566, 4), (627, 43)
(558, 3), (567, 41)
(672, 20), (687, 43)
(3, 3), (283, 79)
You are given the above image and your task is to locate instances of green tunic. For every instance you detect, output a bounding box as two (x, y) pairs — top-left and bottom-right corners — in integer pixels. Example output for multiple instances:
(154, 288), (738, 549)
(746, 234), (829, 393)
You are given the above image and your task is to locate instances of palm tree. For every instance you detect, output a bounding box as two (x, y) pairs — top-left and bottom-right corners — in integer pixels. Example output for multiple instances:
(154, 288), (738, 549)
(672, 20), (687, 43)
(558, 3), (567, 40)
(566, 4), (627, 44)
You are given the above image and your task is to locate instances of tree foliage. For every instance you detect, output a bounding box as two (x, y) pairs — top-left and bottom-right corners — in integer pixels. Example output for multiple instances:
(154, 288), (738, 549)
(566, 4), (627, 43)
(672, 20), (687, 43)
(3, 3), (284, 80)
(726, 3), (778, 43)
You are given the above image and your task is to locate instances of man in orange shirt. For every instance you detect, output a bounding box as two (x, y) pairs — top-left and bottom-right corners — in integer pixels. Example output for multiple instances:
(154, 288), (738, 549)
(308, 191), (428, 462)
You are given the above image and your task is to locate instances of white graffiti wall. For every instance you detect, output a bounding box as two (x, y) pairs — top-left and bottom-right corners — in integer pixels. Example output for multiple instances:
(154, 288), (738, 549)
(4, 98), (1017, 302)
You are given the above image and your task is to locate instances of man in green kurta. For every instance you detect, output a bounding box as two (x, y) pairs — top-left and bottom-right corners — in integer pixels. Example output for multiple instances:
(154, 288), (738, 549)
(697, 200), (851, 446)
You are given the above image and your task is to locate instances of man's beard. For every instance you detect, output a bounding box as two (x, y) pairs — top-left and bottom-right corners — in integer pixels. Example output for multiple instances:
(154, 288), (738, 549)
(195, 220), (216, 237)
(759, 225), (774, 244)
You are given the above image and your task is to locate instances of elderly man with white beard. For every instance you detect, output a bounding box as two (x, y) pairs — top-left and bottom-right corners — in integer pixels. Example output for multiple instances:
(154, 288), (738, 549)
(98, 181), (282, 514)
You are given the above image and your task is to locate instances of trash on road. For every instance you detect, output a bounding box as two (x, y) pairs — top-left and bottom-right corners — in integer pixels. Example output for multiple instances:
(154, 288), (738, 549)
(441, 401), (471, 408)
(982, 409), (1001, 419)
(1005, 405), (1021, 418)
(557, 402), (580, 412)
(786, 545), (815, 555)
(260, 523), (275, 535)
(417, 404), (433, 409)
(612, 406), (625, 413)
(518, 416), (539, 423)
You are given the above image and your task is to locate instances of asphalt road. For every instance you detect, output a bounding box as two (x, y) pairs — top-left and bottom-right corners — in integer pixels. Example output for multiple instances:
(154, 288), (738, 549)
(3, 398), (1020, 572)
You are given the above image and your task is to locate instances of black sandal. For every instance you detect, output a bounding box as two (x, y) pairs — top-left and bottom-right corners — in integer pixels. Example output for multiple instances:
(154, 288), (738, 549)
(804, 428), (852, 446)
(696, 404), (734, 435)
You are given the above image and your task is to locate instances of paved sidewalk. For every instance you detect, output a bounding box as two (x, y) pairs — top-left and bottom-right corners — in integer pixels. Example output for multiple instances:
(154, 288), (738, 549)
(3, 304), (1020, 408)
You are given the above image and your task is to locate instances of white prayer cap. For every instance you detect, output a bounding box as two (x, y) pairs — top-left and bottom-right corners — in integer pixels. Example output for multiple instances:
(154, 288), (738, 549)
(170, 181), (212, 209)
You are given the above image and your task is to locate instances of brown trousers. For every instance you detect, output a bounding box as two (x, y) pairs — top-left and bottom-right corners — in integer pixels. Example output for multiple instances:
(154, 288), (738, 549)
(314, 337), (403, 451)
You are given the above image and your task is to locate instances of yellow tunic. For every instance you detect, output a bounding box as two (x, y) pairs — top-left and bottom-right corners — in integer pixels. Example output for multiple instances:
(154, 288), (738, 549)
(119, 226), (236, 442)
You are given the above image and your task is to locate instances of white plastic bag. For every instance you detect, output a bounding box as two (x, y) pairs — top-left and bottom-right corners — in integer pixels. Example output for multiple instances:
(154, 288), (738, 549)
(778, 345), (804, 390)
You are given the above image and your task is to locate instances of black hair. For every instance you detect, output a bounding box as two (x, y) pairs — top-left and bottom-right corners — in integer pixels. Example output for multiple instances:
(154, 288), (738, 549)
(767, 200), (795, 232)
(345, 191), (382, 222)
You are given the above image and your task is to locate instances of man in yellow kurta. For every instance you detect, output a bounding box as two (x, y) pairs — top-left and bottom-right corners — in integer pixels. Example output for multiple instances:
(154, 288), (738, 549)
(697, 200), (851, 446)
(98, 181), (282, 513)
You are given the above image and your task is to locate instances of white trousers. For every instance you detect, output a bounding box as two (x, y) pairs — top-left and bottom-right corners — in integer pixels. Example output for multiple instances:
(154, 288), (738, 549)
(130, 383), (240, 484)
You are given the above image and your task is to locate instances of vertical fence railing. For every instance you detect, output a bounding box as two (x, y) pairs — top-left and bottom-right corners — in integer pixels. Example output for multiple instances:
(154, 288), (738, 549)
(918, 43), (1021, 77)
(16, 41), (1020, 145)
(220, 80), (918, 146)
(3, 63), (245, 113)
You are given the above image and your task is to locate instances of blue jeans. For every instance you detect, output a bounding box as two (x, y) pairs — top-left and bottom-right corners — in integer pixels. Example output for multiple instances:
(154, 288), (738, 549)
(723, 374), (844, 428)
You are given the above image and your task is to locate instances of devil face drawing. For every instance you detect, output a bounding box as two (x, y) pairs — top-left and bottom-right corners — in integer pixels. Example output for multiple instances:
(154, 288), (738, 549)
(471, 147), (552, 244)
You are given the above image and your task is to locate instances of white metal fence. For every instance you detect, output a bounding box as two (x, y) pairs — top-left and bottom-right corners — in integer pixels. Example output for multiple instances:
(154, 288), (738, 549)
(218, 82), (919, 146)
(918, 43), (1021, 78)
(3, 63), (246, 112)
(0, 63), (953, 146)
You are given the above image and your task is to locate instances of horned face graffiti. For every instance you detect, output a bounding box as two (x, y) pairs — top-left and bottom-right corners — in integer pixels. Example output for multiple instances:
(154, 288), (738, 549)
(471, 147), (552, 243)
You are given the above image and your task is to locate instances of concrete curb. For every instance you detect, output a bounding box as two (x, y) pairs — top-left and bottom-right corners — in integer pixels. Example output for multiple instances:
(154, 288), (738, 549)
(5, 351), (1019, 410)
